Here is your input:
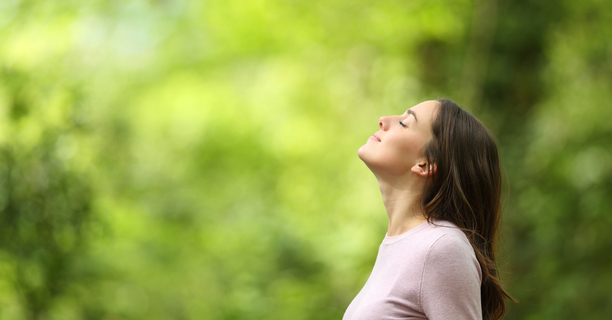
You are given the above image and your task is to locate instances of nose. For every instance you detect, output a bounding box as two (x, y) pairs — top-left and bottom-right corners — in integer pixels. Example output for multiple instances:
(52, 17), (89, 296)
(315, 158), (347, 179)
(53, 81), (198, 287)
(379, 116), (388, 131)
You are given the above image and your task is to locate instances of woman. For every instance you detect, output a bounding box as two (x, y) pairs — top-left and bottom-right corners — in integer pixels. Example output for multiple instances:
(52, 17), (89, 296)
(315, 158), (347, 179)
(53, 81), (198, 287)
(344, 99), (514, 320)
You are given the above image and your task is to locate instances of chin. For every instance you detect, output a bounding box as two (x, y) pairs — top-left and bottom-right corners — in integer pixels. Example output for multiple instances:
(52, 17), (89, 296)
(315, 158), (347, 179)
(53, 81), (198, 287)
(357, 145), (368, 162)
(358, 147), (377, 170)
(358, 144), (388, 175)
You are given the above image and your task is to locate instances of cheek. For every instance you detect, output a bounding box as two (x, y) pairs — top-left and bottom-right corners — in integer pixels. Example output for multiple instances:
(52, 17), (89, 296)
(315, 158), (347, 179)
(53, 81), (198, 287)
(376, 135), (421, 172)
(405, 138), (425, 156)
(389, 134), (421, 156)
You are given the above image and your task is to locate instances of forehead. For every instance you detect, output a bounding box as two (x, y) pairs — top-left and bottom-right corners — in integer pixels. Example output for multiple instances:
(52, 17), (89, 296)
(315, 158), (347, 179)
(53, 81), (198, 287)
(410, 100), (439, 123)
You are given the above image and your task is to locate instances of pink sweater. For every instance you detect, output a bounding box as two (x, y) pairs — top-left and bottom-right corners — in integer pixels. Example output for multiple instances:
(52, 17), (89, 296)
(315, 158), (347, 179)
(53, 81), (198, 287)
(343, 220), (482, 320)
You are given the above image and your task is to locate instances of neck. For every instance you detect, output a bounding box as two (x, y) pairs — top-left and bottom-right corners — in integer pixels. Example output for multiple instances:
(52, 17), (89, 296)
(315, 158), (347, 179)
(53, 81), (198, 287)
(377, 179), (428, 236)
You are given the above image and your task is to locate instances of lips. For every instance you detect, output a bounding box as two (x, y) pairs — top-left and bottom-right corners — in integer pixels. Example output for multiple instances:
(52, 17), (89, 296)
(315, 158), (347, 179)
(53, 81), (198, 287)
(373, 133), (381, 142)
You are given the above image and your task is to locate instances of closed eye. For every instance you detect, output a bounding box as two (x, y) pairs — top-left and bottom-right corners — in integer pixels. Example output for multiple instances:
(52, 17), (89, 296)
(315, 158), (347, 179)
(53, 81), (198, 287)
(399, 121), (407, 128)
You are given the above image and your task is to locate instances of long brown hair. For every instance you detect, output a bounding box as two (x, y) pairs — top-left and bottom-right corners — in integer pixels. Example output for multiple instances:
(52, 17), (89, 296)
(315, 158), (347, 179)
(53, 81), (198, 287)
(422, 98), (515, 320)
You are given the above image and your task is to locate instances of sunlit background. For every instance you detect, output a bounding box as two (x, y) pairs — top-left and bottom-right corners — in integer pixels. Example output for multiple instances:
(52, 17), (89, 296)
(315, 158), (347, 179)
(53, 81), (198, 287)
(1, 0), (611, 319)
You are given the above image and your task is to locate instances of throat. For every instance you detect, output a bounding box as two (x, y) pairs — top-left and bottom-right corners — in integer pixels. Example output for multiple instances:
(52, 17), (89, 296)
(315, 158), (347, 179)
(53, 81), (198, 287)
(387, 214), (428, 236)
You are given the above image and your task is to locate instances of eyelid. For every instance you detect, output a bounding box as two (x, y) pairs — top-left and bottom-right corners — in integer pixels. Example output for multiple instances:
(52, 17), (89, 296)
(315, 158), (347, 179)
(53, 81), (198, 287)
(399, 120), (407, 128)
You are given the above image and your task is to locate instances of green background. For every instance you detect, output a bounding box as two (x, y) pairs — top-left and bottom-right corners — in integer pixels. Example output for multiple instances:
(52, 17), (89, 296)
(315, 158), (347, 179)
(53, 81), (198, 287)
(1, 0), (611, 319)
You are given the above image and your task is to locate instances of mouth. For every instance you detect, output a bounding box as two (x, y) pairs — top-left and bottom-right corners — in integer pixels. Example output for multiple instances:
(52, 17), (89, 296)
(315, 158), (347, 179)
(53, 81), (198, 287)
(373, 133), (381, 142)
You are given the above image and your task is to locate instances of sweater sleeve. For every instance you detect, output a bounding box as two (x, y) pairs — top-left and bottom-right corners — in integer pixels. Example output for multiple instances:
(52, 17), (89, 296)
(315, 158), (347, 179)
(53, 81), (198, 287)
(419, 234), (482, 320)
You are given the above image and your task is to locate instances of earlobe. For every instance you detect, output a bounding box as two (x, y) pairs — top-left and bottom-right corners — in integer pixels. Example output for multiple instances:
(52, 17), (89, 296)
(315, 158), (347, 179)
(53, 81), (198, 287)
(411, 161), (437, 177)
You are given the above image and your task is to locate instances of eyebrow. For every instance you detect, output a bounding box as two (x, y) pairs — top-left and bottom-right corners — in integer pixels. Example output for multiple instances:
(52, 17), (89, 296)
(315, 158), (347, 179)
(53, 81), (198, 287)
(407, 109), (418, 122)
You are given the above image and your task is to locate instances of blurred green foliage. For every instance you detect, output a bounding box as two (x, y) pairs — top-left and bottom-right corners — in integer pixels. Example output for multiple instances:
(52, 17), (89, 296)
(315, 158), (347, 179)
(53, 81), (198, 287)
(0, 0), (611, 319)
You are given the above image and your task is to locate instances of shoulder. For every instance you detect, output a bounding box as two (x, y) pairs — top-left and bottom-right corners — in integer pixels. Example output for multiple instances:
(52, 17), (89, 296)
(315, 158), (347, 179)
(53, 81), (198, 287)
(426, 222), (473, 257)
(420, 220), (482, 282)
(418, 221), (483, 319)
(412, 220), (473, 253)
(386, 220), (472, 256)
(382, 220), (479, 272)
(427, 220), (476, 261)
(426, 233), (477, 268)
(389, 220), (480, 277)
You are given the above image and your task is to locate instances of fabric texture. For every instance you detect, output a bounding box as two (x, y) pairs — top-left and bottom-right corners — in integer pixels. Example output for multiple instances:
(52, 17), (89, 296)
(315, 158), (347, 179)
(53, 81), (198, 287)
(343, 220), (482, 320)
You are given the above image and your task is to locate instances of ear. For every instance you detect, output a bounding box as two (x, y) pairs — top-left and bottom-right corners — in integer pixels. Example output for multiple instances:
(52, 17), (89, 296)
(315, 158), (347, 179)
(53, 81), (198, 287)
(411, 160), (437, 178)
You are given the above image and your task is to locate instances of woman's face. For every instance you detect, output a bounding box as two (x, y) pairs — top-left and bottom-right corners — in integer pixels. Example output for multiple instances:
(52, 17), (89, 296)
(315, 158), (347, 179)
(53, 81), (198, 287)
(358, 100), (439, 177)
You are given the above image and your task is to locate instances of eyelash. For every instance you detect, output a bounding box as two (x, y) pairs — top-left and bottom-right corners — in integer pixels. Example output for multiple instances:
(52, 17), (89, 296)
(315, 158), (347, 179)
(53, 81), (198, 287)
(399, 121), (407, 128)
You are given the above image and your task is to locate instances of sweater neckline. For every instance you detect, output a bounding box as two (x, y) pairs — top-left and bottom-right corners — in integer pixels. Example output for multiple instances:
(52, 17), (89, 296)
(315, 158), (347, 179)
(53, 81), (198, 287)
(382, 220), (431, 245)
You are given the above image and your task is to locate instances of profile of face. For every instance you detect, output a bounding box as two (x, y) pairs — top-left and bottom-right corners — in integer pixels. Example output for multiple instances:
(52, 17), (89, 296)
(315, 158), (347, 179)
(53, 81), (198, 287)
(357, 100), (439, 179)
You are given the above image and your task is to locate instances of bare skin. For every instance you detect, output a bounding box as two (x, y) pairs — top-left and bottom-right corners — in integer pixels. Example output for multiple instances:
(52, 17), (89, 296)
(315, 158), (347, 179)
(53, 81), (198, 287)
(357, 100), (440, 236)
